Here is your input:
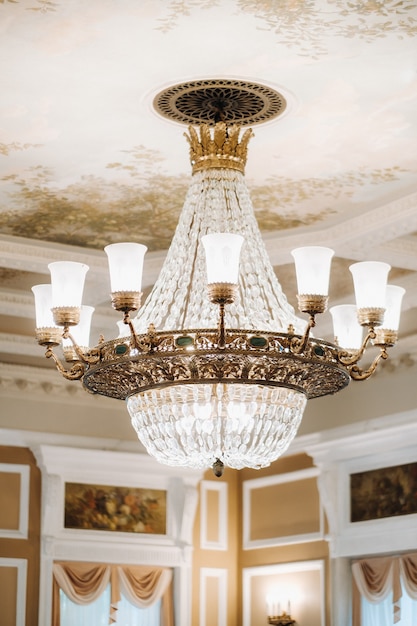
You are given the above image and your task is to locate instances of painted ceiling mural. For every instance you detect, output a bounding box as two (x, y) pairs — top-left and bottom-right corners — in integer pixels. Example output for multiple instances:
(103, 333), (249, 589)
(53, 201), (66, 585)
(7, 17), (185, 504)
(0, 0), (417, 367)
(0, 0), (416, 252)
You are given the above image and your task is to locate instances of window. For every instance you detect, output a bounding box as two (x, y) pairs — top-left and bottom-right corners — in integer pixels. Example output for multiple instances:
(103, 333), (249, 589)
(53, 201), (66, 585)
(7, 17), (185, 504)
(352, 552), (417, 625)
(361, 583), (417, 625)
(53, 562), (173, 626)
(60, 585), (161, 626)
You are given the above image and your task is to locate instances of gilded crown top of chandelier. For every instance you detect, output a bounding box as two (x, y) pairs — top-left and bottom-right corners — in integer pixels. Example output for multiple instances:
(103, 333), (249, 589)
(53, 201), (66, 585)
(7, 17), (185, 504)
(184, 123), (254, 174)
(153, 79), (288, 174)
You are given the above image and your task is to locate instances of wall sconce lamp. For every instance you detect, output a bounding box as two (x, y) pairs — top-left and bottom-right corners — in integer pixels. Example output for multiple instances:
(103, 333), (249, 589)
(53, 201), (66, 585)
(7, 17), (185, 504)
(266, 599), (295, 625)
(267, 613), (296, 626)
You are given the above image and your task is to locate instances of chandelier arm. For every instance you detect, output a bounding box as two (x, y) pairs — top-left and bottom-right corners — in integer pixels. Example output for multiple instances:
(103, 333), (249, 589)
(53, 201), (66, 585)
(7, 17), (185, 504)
(44, 346), (86, 381)
(126, 317), (158, 353)
(124, 315), (143, 350)
(337, 328), (376, 366)
(348, 347), (389, 381)
(289, 315), (316, 354)
(63, 329), (101, 365)
(218, 303), (226, 348)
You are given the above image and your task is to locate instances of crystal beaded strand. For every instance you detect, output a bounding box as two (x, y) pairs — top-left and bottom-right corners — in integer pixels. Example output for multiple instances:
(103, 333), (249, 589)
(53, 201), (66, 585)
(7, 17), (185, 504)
(134, 167), (304, 333)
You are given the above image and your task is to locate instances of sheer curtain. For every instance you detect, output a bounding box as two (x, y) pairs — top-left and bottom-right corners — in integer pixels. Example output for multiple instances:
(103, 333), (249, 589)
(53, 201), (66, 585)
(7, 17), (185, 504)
(52, 562), (173, 626)
(361, 587), (417, 626)
(60, 585), (111, 626)
(116, 593), (161, 626)
(59, 585), (161, 626)
(352, 552), (417, 625)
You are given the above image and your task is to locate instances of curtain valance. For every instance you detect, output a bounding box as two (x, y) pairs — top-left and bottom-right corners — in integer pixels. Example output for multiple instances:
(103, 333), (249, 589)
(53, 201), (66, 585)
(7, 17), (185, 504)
(52, 561), (173, 626)
(352, 552), (417, 624)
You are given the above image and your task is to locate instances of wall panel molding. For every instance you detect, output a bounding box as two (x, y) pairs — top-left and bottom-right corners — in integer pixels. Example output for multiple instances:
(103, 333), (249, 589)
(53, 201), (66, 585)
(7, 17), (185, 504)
(242, 560), (325, 626)
(200, 480), (228, 550)
(199, 567), (228, 626)
(0, 463), (30, 539)
(243, 467), (323, 550)
(0, 557), (28, 626)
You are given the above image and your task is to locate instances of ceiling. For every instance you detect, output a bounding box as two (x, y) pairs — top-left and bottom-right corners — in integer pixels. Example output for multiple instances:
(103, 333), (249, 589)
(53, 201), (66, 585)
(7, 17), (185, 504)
(1, 0), (417, 375)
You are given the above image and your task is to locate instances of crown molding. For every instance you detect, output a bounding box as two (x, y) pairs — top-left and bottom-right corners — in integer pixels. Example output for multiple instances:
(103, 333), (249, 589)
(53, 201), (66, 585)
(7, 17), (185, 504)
(1, 192), (417, 281)
(264, 191), (417, 267)
(0, 288), (122, 331)
(0, 361), (112, 406)
(0, 234), (166, 286)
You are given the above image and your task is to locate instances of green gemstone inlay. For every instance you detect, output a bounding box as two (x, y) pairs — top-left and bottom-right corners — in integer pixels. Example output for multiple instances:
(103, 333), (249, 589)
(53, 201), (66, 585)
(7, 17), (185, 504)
(249, 336), (267, 348)
(115, 344), (128, 355)
(314, 345), (325, 357)
(176, 336), (194, 347)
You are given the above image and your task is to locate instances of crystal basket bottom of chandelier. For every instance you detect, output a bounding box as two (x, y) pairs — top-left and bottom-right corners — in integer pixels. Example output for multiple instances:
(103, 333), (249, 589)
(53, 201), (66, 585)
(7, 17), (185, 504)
(127, 383), (307, 470)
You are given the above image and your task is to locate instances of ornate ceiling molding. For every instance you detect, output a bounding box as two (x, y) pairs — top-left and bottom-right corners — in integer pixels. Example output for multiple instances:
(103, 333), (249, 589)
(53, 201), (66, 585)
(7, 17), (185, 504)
(1, 192), (417, 278)
(0, 361), (109, 404)
(263, 191), (417, 267)
(0, 235), (166, 287)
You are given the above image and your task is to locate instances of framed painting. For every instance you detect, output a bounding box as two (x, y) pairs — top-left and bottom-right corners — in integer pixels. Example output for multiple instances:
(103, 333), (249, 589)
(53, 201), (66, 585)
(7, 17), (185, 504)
(64, 482), (167, 534)
(350, 461), (417, 523)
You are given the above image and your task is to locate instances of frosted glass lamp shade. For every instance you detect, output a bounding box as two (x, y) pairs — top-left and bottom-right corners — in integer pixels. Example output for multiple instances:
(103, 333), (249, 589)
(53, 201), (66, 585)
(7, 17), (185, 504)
(62, 305), (95, 349)
(48, 261), (89, 308)
(201, 233), (244, 284)
(330, 304), (363, 351)
(349, 261), (390, 309)
(117, 320), (131, 338)
(291, 246), (334, 295)
(104, 242), (147, 292)
(382, 285), (405, 331)
(32, 284), (57, 328)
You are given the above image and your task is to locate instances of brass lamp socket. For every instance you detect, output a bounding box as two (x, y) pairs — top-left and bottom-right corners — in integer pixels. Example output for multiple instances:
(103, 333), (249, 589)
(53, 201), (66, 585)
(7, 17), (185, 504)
(63, 346), (86, 362)
(357, 307), (385, 327)
(208, 282), (238, 305)
(111, 291), (142, 313)
(35, 327), (62, 347)
(297, 293), (328, 316)
(52, 306), (81, 327)
(374, 328), (397, 347)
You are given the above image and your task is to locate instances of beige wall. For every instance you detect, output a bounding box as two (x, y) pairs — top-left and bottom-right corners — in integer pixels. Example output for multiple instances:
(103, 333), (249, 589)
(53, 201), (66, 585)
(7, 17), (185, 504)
(0, 444), (328, 626)
(238, 455), (330, 626)
(191, 454), (330, 626)
(192, 468), (240, 626)
(300, 361), (417, 435)
(0, 446), (41, 626)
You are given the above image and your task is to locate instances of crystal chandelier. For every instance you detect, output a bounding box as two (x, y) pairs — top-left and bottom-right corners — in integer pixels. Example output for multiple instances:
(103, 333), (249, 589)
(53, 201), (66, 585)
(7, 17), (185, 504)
(32, 80), (405, 476)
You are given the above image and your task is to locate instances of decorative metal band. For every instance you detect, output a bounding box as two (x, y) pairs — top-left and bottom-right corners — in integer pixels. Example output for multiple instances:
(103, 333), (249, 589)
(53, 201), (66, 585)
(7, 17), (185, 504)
(35, 327), (62, 347)
(82, 329), (350, 401)
(296, 294), (328, 315)
(63, 346), (89, 362)
(357, 307), (385, 327)
(208, 282), (238, 305)
(191, 154), (246, 173)
(63, 346), (77, 362)
(184, 123), (253, 174)
(153, 79), (287, 126)
(51, 306), (80, 327)
(374, 328), (398, 347)
(110, 291), (142, 313)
